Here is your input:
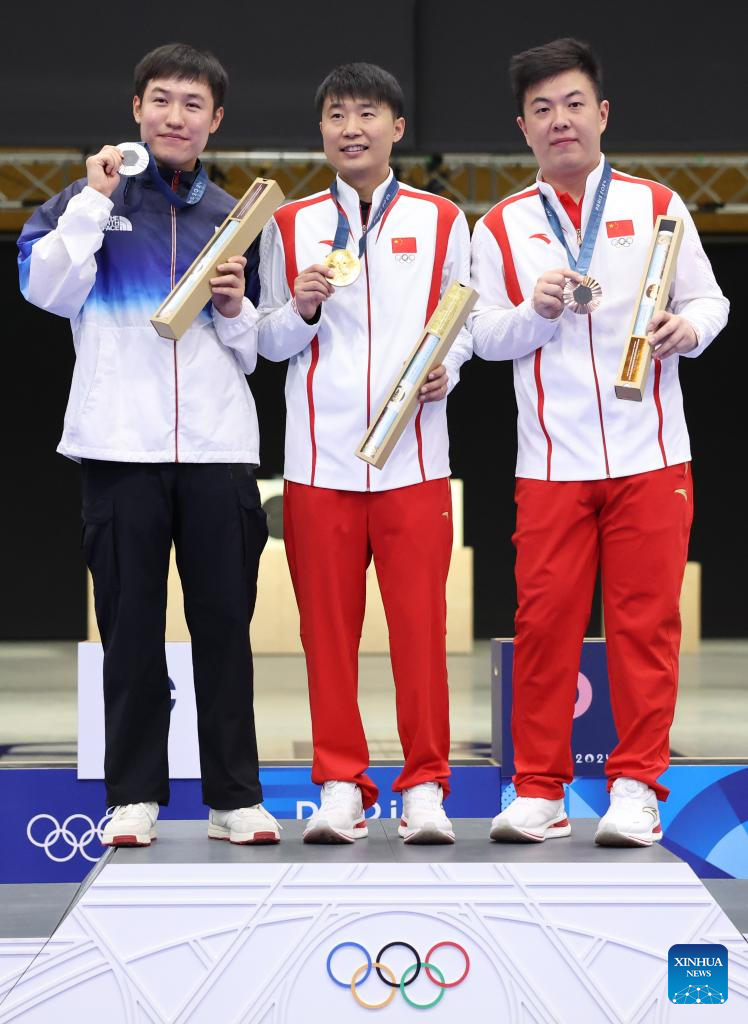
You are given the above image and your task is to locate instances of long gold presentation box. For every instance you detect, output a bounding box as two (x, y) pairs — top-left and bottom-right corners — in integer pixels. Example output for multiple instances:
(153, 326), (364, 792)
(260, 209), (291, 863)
(614, 214), (683, 401)
(150, 177), (284, 341)
(355, 282), (478, 470)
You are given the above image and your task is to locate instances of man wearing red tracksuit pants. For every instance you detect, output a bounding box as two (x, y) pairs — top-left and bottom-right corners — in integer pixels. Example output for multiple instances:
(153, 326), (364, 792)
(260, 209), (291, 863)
(471, 38), (729, 846)
(258, 63), (472, 844)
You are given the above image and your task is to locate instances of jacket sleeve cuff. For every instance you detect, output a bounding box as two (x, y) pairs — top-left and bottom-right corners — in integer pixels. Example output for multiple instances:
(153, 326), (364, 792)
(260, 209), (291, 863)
(78, 185), (115, 223)
(212, 296), (259, 340)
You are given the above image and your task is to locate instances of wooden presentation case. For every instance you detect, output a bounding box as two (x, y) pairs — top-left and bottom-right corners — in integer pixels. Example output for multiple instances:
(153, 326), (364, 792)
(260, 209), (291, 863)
(150, 177), (284, 341)
(614, 215), (684, 401)
(356, 282), (478, 469)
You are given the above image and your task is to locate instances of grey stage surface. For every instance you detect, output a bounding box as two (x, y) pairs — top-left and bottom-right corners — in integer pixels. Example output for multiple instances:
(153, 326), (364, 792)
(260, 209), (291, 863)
(110, 817), (678, 864)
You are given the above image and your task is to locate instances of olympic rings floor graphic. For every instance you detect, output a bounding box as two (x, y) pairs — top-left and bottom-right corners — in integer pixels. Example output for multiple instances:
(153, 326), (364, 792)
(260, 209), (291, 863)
(327, 940), (470, 1009)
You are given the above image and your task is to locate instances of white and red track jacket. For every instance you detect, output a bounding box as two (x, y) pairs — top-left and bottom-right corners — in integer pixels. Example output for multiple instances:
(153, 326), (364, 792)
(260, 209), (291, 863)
(470, 156), (729, 481)
(257, 171), (472, 491)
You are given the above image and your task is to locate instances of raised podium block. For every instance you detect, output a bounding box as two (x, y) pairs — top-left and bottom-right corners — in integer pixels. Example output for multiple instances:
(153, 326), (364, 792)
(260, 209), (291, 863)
(1, 820), (746, 1021)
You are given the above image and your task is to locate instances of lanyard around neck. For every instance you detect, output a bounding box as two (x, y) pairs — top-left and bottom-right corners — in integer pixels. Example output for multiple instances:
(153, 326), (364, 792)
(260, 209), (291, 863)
(539, 160), (611, 276)
(145, 147), (208, 209)
(330, 176), (399, 257)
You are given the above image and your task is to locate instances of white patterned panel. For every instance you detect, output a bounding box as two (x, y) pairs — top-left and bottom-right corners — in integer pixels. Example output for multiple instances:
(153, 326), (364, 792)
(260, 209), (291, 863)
(0, 863), (746, 1023)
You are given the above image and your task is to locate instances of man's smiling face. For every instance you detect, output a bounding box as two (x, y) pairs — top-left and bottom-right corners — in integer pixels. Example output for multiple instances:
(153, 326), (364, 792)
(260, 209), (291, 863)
(319, 94), (404, 188)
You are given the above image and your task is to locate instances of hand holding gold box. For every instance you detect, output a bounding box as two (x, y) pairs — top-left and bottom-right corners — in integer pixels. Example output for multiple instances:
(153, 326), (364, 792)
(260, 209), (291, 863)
(356, 282), (478, 470)
(614, 215), (683, 401)
(150, 178), (284, 341)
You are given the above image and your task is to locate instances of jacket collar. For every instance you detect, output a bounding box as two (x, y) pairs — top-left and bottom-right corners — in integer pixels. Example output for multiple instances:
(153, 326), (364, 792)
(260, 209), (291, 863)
(332, 169), (396, 237)
(536, 154), (606, 240)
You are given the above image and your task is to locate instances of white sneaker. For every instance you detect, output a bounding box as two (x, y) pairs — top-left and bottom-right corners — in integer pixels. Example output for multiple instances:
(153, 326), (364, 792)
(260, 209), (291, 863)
(595, 778), (662, 847)
(101, 802), (158, 847)
(208, 805), (281, 845)
(303, 781), (368, 844)
(398, 782), (455, 844)
(489, 796), (571, 843)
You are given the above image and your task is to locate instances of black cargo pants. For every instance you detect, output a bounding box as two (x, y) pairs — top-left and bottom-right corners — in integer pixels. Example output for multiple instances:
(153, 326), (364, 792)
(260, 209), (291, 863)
(81, 460), (267, 809)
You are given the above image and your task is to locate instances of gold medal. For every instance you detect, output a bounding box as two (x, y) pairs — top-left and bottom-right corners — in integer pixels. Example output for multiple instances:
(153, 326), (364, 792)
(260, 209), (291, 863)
(563, 275), (603, 315)
(324, 248), (361, 287)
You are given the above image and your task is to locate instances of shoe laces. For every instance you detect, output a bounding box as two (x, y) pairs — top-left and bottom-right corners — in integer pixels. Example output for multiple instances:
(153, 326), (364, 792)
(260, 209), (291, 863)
(406, 782), (442, 811)
(232, 804), (282, 829)
(320, 780), (358, 810)
(611, 778), (651, 806)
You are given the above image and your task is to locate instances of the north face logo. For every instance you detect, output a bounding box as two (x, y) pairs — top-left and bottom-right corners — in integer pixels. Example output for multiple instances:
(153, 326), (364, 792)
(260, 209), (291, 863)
(105, 216), (133, 232)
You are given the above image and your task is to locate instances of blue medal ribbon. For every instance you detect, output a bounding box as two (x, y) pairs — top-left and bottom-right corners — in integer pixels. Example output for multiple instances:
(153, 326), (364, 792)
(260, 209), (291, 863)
(539, 159), (611, 277)
(145, 145), (209, 209)
(330, 176), (399, 258)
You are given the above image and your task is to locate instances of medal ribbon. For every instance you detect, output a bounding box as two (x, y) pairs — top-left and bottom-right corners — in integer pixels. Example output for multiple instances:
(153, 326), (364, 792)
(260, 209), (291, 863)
(145, 145), (209, 209)
(330, 176), (399, 258)
(539, 159), (611, 276)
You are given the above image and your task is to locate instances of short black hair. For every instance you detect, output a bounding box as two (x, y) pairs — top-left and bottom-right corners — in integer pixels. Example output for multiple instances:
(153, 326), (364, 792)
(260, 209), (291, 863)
(315, 62), (404, 119)
(509, 38), (603, 116)
(133, 43), (229, 110)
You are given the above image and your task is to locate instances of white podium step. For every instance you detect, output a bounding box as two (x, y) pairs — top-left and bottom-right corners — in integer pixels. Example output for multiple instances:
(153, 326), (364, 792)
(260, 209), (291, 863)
(2, 820), (746, 1023)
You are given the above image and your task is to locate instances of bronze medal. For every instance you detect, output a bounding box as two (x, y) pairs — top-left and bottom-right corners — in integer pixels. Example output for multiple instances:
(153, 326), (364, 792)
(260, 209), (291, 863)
(563, 275), (603, 315)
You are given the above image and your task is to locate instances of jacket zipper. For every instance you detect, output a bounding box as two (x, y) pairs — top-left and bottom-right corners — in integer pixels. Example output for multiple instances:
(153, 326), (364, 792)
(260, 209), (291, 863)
(587, 314), (610, 477)
(362, 203), (372, 492)
(171, 172), (180, 463)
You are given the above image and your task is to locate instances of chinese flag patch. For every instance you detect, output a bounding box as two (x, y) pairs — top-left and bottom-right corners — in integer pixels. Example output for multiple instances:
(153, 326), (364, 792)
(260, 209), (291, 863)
(391, 236), (417, 253)
(606, 219), (635, 238)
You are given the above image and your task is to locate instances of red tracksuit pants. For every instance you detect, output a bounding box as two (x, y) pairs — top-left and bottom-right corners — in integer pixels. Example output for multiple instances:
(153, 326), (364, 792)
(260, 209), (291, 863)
(512, 463), (693, 801)
(283, 478), (453, 808)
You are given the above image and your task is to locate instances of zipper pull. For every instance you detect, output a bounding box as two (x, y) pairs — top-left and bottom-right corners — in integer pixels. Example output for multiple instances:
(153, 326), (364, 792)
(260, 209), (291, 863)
(576, 227), (582, 246)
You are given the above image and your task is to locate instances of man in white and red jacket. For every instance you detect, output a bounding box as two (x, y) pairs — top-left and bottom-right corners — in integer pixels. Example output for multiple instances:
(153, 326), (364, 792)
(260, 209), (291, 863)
(471, 38), (728, 846)
(258, 63), (472, 844)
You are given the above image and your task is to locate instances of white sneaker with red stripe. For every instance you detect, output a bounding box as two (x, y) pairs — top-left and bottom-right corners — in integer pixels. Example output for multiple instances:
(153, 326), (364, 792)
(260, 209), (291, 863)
(398, 782), (455, 844)
(101, 802), (158, 847)
(208, 804), (281, 844)
(489, 796), (571, 843)
(303, 781), (368, 844)
(595, 778), (662, 847)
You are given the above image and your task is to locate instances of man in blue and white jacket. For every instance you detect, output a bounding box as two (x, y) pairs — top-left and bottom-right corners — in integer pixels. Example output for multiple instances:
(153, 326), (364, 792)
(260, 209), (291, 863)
(17, 43), (280, 847)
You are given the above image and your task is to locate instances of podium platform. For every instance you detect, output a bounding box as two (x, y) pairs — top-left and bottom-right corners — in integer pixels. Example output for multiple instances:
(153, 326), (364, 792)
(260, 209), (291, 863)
(1, 820), (747, 1022)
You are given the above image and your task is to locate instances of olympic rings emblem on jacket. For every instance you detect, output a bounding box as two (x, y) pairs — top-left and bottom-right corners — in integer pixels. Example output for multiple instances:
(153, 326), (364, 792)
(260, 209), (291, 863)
(327, 940), (470, 1009)
(27, 811), (112, 863)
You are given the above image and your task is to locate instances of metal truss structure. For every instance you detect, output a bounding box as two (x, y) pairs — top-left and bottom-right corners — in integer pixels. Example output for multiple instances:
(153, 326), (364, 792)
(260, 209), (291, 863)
(2, 150), (747, 231)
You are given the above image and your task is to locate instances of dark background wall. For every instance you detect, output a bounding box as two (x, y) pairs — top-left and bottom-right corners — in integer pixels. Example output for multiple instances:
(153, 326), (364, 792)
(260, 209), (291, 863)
(1, 0), (744, 640)
(1, 0), (742, 152)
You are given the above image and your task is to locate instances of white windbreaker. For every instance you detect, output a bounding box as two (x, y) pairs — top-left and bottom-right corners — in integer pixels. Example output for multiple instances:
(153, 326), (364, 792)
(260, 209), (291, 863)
(470, 156), (729, 481)
(257, 172), (473, 491)
(18, 174), (261, 464)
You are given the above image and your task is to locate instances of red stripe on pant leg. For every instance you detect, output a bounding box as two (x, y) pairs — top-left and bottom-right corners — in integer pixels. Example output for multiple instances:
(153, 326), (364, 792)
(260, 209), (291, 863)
(282, 482), (378, 808)
(369, 478), (452, 798)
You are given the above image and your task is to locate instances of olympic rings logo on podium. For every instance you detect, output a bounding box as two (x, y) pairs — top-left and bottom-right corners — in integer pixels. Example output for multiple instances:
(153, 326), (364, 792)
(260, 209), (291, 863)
(26, 811), (112, 863)
(327, 940), (470, 1009)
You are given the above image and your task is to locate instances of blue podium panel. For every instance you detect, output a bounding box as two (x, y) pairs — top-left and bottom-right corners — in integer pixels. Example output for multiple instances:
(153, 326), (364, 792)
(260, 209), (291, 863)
(1, 821), (747, 1023)
(494, 638), (619, 779)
